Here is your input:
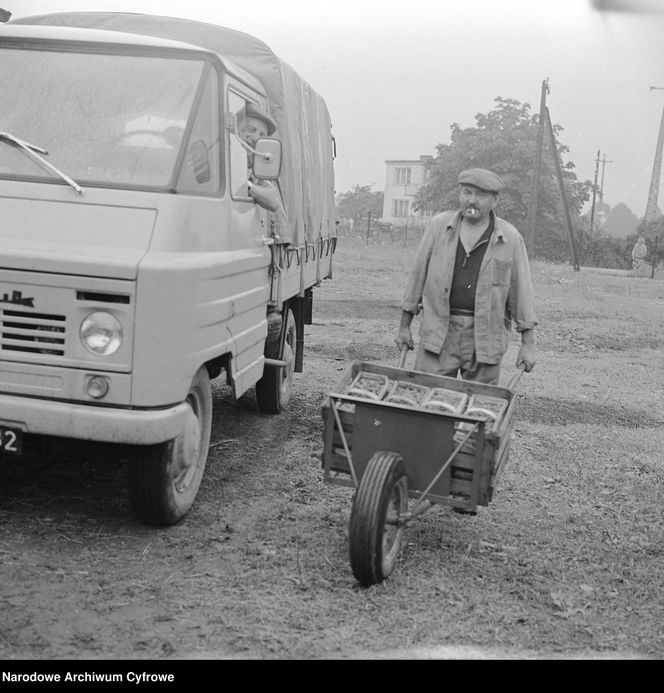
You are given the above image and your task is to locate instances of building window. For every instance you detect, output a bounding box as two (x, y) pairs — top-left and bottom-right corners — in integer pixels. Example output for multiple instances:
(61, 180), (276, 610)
(392, 199), (410, 218)
(395, 167), (411, 185)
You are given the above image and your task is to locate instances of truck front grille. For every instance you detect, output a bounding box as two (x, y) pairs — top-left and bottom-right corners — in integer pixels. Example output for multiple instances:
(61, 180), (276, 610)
(1, 309), (66, 356)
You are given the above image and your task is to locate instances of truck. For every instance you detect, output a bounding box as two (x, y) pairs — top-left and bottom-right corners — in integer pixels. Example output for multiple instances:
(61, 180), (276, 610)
(0, 12), (337, 525)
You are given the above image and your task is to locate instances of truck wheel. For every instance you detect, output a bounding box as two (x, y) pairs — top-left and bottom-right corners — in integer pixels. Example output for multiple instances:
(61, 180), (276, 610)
(127, 366), (212, 527)
(256, 308), (296, 415)
(349, 451), (408, 587)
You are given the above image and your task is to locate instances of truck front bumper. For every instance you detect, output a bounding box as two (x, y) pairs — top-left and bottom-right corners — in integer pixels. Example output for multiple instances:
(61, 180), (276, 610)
(0, 394), (189, 446)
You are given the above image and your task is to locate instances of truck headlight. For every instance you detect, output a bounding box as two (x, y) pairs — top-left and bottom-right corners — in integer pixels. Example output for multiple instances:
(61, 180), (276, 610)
(80, 312), (122, 356)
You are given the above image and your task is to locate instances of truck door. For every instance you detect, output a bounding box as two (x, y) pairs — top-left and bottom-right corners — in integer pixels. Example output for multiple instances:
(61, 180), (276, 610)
(224, 88), (272, 396)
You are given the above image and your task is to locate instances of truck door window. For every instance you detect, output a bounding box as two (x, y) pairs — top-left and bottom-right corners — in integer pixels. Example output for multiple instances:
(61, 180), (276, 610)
(175, 67), (222, 195)
(228, 91), (252, 199)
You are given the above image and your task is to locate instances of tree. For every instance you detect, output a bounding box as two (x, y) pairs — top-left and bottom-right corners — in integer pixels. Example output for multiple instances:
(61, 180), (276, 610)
(336, 184), (384, 224)
(415, 97), (593, 263)
(582, 229), (632, 269)
(603, 202), (639, 239)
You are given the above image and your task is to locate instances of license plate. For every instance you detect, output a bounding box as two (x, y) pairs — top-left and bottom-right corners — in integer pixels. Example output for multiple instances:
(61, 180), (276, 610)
(0, 426), (23, 455)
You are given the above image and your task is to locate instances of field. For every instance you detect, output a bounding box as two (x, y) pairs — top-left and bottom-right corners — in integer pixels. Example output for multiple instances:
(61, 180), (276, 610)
(1, 233), (663, 660)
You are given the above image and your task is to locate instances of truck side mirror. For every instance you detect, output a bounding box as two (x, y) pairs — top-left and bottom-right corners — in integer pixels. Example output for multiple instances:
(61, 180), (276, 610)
(252, 138), (282, 180)
(190, 140), (211, 184)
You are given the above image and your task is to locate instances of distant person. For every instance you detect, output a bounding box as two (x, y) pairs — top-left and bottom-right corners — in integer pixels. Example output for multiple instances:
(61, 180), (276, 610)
(396, 168), (537, 385)
(631, 236), (648, 274)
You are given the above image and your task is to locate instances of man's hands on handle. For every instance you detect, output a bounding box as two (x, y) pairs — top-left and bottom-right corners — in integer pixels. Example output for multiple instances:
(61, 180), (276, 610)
(516, 328), (536, 372)
(396, 311), (537, 374)
(395, 310), (415, 351)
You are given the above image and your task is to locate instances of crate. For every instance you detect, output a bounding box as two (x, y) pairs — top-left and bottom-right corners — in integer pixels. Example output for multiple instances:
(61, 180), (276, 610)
(345, 371), (391, 401)
(420, 387), (469, 414)
(465, 393), (509, 426)
(384, 380), (429, 407)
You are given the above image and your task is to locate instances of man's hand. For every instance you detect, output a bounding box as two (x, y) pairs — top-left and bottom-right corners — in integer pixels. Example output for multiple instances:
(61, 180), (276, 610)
(396, 310), (415, 351)
(248, 180), (282, 213)
(395, 328), (414, 351)
(516, 343), (536, 372)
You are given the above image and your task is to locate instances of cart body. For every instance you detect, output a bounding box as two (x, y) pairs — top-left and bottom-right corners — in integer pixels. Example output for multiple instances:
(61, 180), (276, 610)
(322, 361), (518, 513)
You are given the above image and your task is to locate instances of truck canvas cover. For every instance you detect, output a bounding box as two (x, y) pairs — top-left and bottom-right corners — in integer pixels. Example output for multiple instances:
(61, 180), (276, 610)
(11, 12), (337, 248)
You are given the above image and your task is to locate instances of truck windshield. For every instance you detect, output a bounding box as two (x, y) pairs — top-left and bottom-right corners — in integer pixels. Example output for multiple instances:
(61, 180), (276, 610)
(0, 46), (207, 190)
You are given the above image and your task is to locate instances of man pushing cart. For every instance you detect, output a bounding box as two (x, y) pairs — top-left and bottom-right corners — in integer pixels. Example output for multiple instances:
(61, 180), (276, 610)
(321, 168), (536, 586)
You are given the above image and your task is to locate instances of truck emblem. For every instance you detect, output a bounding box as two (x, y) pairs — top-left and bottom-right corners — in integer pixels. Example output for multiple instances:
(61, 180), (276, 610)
(0, 290), (35, 307)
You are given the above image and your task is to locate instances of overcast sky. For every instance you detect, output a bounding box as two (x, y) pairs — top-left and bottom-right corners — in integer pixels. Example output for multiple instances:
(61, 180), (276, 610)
(6, 0), (664, 216)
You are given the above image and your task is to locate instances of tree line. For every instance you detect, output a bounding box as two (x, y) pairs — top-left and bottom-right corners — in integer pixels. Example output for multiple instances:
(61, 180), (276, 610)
(337, 96), (662, 271)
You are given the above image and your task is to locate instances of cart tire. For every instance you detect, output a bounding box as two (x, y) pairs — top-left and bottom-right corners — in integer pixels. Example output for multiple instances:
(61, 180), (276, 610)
(256, 309), (296, 415)
(349, 451), (408, 587)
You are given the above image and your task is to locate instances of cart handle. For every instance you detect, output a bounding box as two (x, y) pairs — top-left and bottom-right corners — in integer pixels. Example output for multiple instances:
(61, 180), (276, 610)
(507, 363), (527, 392)
(398, 344), (409, 369)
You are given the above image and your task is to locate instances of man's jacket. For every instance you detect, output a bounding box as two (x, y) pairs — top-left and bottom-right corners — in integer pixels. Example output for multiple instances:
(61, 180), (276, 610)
(402, 210), (537, 363)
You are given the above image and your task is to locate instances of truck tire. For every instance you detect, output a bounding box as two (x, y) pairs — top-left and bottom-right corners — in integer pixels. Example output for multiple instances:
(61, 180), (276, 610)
(127, 366), (212, 527)
(349, 451), (408, 587)
(256, 308), (296, 415)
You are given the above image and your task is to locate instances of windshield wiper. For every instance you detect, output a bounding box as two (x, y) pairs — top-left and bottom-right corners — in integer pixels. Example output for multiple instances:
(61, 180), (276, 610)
(0, 131), (84, 194)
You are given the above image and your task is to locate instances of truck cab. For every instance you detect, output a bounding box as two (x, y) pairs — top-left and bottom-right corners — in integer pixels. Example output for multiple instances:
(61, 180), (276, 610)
(0, 14), (336, 526)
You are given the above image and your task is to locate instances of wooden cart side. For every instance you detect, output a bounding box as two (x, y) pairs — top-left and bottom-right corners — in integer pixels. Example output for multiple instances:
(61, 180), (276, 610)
(321, 392), (493, 511)
(488, 431), (512, 502)
(486, 389), (519, 491)
(472, 377), (520, 503)
(321, 398), (354, 479)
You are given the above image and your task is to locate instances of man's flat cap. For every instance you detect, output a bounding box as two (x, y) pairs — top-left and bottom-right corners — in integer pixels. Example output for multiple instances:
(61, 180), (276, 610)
(245, 103), (277, 135)
(458, 168), (503, 193)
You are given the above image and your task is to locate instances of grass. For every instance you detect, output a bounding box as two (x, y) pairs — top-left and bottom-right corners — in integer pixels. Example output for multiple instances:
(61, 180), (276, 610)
(1, 232), (663, 660)
(296, 234), (664, 658)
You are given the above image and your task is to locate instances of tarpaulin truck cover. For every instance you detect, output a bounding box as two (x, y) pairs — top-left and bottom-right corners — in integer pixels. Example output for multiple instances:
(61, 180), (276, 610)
(11, 12), (337, 248)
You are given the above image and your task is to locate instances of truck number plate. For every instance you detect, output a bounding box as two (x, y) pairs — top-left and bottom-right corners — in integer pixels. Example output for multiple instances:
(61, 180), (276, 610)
(0, 427), (22, 455)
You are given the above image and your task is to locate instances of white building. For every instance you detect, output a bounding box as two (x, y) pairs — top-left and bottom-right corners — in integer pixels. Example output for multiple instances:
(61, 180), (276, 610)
(381, 156), (433, 226)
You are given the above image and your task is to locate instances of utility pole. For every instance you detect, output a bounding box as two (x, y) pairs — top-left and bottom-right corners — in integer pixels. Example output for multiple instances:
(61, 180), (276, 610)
(526, 78), (549, 257)
(599, 154), (612, 202)
(589, 150), (600, 238)
(545, 107), (580, 271)
(645, 86), (664, 222)
(589, 151), (611, 238)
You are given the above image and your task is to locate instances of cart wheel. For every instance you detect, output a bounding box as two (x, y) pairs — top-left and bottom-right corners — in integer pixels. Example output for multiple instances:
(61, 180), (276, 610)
(349, 451), (408, 587)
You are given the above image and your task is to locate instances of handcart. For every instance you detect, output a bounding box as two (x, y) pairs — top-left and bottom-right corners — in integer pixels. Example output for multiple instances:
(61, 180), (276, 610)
(321, 350), (525, 586)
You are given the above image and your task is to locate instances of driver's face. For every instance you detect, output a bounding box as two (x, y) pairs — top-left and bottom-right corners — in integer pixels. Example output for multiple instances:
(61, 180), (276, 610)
(239, 115), (269, 148)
